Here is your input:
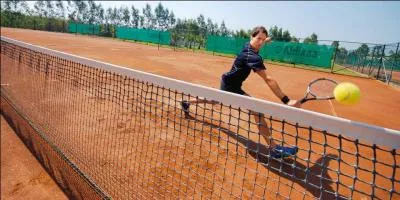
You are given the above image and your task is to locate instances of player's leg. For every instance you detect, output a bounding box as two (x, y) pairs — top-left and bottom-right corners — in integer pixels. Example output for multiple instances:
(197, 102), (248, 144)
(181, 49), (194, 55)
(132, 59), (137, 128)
(181, 79), (230, 113)
(244, 91), (298, 158)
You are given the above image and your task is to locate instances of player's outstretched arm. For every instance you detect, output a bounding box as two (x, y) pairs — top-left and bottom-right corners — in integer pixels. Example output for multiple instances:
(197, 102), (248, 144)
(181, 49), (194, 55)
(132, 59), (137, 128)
(255, 70), (301, 107)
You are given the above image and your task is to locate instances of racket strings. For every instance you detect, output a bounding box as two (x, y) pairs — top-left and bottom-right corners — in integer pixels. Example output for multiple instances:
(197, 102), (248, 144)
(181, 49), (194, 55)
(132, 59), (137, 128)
(309, 80), (337, 98)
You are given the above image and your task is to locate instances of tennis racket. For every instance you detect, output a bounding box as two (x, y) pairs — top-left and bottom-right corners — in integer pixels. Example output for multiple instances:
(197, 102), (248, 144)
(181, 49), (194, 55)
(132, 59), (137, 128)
(300, 78), (338, 104)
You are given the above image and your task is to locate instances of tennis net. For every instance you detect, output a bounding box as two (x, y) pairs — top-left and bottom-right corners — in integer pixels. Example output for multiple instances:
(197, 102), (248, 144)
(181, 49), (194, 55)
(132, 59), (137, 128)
(1, 36), (399, 200)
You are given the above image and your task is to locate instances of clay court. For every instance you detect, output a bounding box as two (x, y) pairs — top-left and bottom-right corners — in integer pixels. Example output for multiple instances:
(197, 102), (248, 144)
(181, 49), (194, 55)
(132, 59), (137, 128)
(1, 28), (399, 199)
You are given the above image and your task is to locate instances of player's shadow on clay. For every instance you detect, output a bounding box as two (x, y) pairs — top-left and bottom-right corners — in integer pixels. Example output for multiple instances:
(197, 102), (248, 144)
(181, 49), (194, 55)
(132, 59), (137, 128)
(185, 113), (345, 200)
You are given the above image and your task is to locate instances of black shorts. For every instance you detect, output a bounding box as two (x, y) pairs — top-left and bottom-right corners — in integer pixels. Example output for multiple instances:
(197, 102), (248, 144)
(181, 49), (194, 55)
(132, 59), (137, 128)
(220, 80), (246, 95)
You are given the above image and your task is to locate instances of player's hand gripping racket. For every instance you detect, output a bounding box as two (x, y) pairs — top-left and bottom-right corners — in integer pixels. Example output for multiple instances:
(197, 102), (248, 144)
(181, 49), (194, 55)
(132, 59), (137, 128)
(300, 78), (338, 104)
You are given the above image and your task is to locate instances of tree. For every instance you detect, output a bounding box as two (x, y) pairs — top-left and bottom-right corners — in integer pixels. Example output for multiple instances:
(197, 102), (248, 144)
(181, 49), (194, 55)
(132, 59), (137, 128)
(303, 33), (318, 44)
(69, 0), (89, 23)
(45, 1), (57, 18)
(331, 41), (339, 49)
(34, 1), (48, 18)
(219, 20), (229, 36)
(1, 0), (30, 28)
(196, 14), (206, 35)
(139, 15), (144, 28)
(66, 0), (77, 21)
(234, 29), (250, 38)
(104, 6), (120, 25)
(155, 2), (169, 30)
(206, 18), (215, 35)
(111, 7), (121, 25)
(213, 22), (219, 36)
(195, 14), (207, 48)
(291, 36), (299, 42)
(86, 0), (105, 24)
(1, 0), (29, 13)
(186, 19), (200, 48)
(54, 0), (65, 19)
(269, 26), (280, 40)
(88, 0), (97, 24)
(96, 3), (105, 24)
(268, 25), (293, 42)
(356, 44), (370, 58)
(142, 3), (153, 29)
(388, 49), (400, 64)
(1, 0), (13, 11)
(120, 6), (130, 26)
(310, 33), (318, 43)
(105, 7), (112, 24)
(282, 30), (291, 42)
(335, 47), (349, 64)
(167, 11), (176, 29)
(277, 28), (283, 40)
(130, 5), (139, 28)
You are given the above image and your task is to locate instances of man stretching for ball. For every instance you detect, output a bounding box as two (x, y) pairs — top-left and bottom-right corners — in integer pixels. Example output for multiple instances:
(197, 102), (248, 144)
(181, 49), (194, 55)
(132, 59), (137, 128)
(181, 26), (301, 159)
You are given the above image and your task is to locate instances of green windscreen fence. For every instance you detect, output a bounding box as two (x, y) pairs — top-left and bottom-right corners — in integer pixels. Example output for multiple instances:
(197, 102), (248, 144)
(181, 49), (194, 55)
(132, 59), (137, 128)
(68, 22), (100, 35)
(206, 35), (336, 68)
(206, 35), (248, 55)
(116, 27), (171, 45)
(387, 60), (400, 71)
(260, 41), (336, 68)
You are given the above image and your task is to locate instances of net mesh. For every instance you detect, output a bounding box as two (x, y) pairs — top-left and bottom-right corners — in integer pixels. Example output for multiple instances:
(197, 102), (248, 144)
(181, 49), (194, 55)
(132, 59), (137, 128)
(1, 37), (399, 200)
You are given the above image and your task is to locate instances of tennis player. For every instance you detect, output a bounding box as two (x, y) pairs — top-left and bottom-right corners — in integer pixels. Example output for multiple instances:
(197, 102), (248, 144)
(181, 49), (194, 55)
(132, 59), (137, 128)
(182, 26), (300, 159)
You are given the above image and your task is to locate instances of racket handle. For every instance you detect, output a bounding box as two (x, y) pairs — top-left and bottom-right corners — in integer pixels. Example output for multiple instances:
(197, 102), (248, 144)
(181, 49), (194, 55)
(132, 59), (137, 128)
(300, 98), (307, 104)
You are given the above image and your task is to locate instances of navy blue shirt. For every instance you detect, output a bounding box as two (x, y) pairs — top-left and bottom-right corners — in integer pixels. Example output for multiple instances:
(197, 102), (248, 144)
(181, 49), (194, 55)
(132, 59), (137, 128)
(221, 42), (266, 87)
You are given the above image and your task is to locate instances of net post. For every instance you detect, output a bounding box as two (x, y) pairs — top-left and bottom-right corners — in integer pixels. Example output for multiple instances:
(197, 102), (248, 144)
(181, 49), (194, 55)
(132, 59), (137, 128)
(158, 31), (160, 51)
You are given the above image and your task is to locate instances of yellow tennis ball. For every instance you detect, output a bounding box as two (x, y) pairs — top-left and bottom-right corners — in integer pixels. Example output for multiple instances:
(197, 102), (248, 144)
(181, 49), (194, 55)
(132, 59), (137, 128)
(333, 82), (361, 105)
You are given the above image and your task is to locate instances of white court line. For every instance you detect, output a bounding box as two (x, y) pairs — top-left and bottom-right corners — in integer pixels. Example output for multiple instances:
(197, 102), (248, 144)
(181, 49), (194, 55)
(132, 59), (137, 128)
(328, 100), (338, 117)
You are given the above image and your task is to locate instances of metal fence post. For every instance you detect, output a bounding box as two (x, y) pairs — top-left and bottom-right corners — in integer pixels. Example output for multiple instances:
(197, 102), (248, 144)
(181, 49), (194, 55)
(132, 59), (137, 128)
(395, 42), (399, 70)
(331, 41), (339, 73)
(366, 47), (376, 74)
(390, 42), (400, 84)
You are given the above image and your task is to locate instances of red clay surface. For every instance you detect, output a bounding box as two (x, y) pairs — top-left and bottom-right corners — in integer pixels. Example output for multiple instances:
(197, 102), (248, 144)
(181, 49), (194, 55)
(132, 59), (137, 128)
(1, 115), (67, 200)
(2, 28), (399, 131)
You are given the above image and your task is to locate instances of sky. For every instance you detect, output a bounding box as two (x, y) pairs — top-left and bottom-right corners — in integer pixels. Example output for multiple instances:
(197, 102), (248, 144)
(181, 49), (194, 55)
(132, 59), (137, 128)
(97, 1), (400, 46)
